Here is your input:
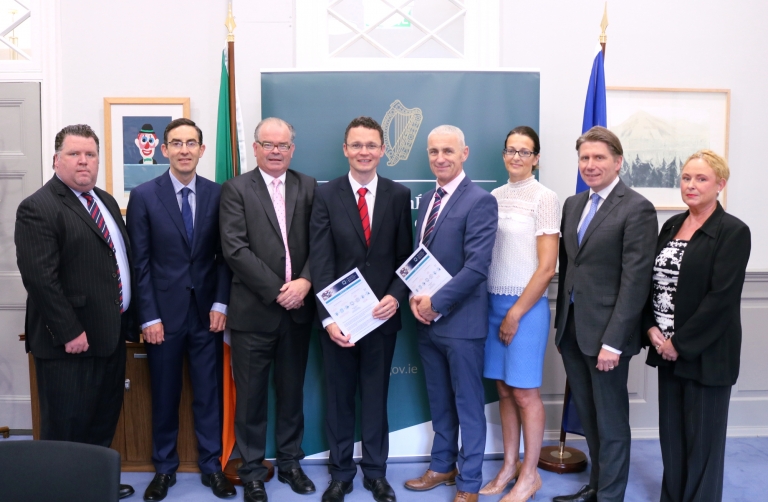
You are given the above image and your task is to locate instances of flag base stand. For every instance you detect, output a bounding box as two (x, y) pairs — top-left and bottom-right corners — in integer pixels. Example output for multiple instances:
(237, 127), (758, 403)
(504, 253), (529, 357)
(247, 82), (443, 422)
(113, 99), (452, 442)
(0, 426), (9, 438)
(538, 379), (587, 473)
(224, 459), (274, 486)
(538, 443), (587, 474)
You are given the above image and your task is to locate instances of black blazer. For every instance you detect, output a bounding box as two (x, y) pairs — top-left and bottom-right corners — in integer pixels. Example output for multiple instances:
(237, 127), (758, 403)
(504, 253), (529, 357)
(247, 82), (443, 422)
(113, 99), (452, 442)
(219, 168), (317, 332)
(15, 175), (137, 359)
(309, 175), (413, 335)
(643, 203), (750, 386)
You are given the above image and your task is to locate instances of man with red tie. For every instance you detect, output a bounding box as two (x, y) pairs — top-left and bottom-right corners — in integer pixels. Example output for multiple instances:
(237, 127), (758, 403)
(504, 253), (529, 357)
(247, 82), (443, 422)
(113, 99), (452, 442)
(310, 116), (413, 502)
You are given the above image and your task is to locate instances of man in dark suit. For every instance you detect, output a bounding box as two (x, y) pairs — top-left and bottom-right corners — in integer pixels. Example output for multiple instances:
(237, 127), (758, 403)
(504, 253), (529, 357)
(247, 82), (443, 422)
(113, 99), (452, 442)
(310, 116), (413, 502)
(404, 125), (497, 502)
(126, 118), (235, 501)
(553, 126), (657, 502)
(15, 124), (136, 499)
(219, 117), (317, 502)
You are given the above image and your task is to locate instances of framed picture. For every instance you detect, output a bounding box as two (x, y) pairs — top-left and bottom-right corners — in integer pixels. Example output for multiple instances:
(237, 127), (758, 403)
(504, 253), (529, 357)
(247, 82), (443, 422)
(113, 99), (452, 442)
(104, 97), (190, 213)
(606, 87), (730, 210)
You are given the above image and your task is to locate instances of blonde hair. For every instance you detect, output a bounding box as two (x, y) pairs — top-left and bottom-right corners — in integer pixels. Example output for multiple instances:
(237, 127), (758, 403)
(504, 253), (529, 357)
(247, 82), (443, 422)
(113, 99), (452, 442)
(683, 149), (730, 181)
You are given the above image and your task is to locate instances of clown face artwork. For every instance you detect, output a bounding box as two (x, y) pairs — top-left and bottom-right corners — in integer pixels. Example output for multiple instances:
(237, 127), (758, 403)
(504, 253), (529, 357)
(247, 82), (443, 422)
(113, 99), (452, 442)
(135, 124), (159, 164)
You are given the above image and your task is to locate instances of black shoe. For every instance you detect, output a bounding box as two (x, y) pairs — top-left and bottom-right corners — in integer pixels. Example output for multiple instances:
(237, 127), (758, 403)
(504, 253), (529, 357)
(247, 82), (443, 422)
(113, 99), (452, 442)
(363, 477), (396, 502)
(243, 480), (268, 502)
(119, 484), (135, 499)
(201, 471), (237, 498)
(321, 480), (353, 502)
(277, 466), (316, 494)
(553, 484), (597, 502)
(143, 473), (176, 502)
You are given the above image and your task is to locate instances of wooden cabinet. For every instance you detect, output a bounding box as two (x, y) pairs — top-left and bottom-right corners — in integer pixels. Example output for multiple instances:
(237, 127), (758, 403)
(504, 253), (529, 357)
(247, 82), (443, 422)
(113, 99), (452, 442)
(26, 341), (203, 472)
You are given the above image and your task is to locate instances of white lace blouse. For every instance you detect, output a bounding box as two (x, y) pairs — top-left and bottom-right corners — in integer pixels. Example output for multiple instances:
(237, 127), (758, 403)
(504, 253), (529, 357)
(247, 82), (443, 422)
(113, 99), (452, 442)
(487, 176), (561, 297)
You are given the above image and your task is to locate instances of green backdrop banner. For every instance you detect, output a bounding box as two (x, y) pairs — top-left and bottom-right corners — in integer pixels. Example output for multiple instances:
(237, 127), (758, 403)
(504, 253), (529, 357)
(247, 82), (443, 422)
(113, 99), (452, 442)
(259, 70), (540, 457)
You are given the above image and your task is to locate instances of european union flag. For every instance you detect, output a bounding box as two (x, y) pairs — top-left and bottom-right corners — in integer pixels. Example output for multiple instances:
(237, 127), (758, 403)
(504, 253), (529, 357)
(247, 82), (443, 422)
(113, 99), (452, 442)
(563, 46), (608, 437)
(576, 46), (607, 193)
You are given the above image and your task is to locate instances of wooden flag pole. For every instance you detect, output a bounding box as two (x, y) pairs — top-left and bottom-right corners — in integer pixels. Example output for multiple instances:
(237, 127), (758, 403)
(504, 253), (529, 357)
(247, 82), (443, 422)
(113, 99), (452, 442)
(538, 3), (608, 474)
(225, 3), (239, 179)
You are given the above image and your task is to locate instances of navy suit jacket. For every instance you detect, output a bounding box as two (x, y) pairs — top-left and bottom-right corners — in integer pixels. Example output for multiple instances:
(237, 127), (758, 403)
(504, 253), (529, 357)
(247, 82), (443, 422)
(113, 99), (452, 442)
(414, 175), (498, 339)
(126, 170), (231, 333)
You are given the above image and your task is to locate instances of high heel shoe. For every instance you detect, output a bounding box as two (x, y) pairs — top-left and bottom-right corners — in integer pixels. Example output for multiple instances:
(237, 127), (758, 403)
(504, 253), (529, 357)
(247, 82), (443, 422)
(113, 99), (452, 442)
(499, 470), (542, 502)
(479, 460), (522, 495)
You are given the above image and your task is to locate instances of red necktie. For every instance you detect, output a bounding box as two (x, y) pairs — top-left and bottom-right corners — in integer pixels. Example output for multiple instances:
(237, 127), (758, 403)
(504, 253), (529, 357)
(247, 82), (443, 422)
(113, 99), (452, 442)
(357, 187), (371, 247)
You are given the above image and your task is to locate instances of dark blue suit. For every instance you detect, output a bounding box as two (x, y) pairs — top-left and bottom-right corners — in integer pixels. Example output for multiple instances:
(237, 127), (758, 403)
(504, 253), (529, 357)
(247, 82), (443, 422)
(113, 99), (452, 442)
(127, 170), (232, 474)
(414, 175), (497, 493)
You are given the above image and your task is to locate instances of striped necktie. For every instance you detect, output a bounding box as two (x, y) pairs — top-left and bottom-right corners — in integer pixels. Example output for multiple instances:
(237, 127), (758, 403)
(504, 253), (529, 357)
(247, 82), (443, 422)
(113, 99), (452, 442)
(81, 192), (123, 312)
(422, 187), (446, 246)
(357, 187), (371, 247)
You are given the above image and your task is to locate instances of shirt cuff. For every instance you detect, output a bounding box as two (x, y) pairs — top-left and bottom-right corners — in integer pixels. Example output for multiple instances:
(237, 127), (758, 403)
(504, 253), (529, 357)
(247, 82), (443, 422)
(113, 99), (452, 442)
(141, 319), (161, 330)
(321, 317), (334, 329)
(211, 303), (228, 315)
(602, 344), (622, 355)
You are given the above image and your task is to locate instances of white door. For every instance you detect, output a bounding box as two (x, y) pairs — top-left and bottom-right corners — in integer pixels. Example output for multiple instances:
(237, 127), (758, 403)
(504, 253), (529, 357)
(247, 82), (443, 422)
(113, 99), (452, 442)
(0, 82), (42, 431)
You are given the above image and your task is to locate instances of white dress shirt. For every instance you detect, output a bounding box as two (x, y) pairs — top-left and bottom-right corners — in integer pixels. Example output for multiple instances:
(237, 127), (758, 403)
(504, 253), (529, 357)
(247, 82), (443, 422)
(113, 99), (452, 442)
(418, 170), (466, 242)
(259, 168), (287, 198)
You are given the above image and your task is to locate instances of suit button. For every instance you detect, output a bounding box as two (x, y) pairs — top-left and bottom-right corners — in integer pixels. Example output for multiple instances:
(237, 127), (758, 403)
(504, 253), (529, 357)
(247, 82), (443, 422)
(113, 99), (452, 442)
(114, 300), (119, 305)
(108, 252), (113, 257)
(575, 262), (580, 267)
(112, 273), (117, 278)
(366, 262), (371, 267)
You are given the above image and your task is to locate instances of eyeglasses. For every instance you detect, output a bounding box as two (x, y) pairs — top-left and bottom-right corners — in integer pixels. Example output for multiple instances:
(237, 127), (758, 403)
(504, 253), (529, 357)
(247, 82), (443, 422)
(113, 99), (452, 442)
(257, 141), (292, 152)
(346, 143), (382, 152)
(503, 148), (536, 158)
(167, 140), (201, 150)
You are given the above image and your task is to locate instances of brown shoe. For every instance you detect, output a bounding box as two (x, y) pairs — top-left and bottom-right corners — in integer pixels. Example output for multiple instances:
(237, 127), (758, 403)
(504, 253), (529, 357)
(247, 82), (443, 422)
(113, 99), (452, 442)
(404, 468), (458, 491)
(454, 491), (478, 502)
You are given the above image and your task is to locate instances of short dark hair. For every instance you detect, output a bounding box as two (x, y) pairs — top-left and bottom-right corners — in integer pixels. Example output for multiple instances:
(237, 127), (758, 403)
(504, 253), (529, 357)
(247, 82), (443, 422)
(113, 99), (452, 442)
(504, 125), (541, 171)
(344, 116), (384, 144)
(504, 126), (540, 155)
(576, 126), (623, 158)
(54, 124), (100, 154)
(163, 118), (203, 145)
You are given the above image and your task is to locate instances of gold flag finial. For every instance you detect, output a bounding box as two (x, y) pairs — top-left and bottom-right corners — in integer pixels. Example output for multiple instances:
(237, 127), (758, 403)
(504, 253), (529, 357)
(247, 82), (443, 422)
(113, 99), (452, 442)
(225, 2), (236, 42)
(599, 2), (608, 43)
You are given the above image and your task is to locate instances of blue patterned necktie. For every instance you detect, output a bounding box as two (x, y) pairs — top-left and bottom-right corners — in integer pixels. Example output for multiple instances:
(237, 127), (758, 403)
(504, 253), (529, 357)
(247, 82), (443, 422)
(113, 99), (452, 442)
(422, 187), (447, 246)
(577, 193), (601, 246)
(181, 187), (194, 244)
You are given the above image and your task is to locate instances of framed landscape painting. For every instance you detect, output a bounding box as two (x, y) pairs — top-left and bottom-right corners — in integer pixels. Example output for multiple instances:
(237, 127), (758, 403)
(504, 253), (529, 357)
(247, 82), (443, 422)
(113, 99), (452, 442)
(104, 97), (190, 213)
(606, 87), (730, 210)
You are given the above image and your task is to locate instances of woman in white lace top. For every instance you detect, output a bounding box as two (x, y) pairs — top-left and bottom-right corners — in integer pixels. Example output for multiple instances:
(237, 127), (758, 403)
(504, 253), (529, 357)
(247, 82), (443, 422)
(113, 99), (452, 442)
(480, 126), (560, 502)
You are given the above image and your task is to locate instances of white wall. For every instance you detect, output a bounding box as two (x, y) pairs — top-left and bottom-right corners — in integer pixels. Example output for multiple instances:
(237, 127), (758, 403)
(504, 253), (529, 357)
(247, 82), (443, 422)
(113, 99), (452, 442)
(501, 0), (768, 269)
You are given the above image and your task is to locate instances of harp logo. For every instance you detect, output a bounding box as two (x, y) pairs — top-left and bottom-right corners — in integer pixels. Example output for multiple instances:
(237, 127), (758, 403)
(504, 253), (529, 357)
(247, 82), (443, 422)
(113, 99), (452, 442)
(382, 100), (423, 167)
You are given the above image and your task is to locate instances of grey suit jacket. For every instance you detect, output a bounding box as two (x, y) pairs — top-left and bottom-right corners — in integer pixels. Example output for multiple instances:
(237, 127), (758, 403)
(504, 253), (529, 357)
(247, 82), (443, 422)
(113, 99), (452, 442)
(15, 175), (136, 359)
(554, 179), (657, 357)
(219, 168), (317, 332)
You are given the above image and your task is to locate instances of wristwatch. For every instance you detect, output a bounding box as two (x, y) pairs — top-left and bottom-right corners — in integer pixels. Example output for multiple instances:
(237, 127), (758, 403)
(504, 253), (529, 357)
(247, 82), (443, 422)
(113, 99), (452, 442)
(431, 305), (439, 313)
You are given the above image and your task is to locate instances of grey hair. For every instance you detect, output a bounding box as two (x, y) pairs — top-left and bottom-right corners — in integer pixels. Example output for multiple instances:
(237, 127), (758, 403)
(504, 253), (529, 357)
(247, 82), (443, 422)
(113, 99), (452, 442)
(254, 117), (296, 142)
(428, 125), (465, 147)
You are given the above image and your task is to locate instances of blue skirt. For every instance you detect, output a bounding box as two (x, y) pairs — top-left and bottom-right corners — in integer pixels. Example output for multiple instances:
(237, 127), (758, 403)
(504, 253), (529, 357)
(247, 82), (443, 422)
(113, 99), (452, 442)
(483, 293), (550, 389)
